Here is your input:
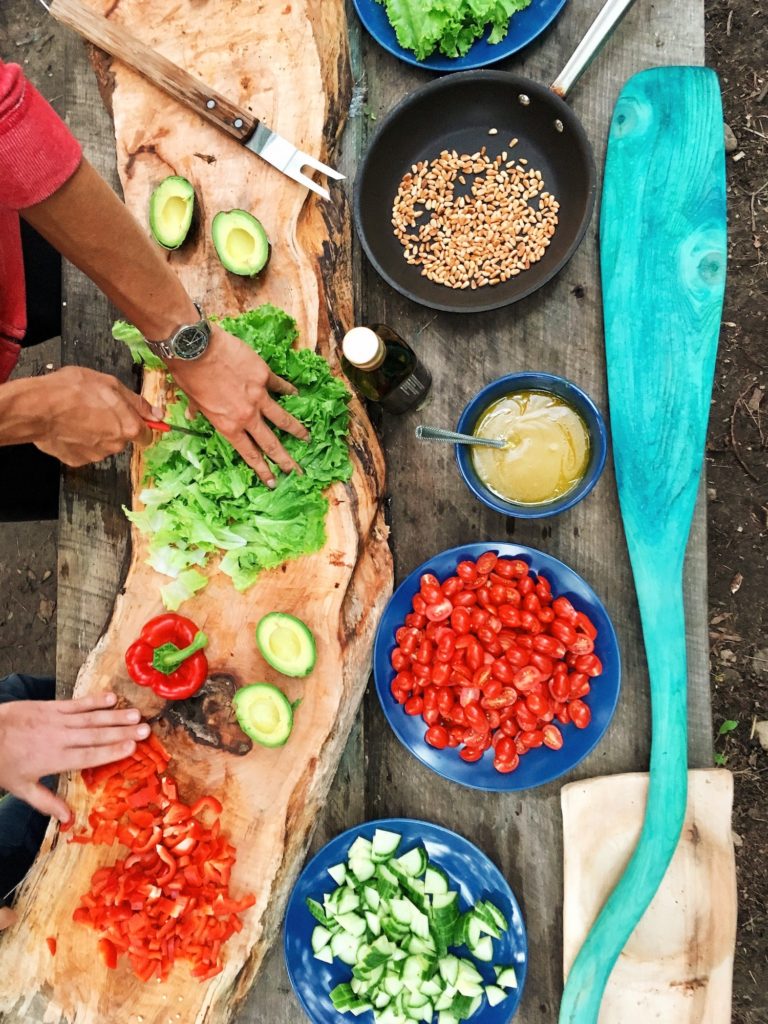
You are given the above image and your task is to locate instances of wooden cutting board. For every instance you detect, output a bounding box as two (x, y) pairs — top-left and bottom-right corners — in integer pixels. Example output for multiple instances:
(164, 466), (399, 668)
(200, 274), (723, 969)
(562, 769), (737, 1023)
(0, 2), (392, 1022)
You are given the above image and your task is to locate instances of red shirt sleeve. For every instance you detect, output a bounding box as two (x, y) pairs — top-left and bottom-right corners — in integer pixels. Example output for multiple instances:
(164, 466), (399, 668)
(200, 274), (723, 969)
(0, 58), (82, 209)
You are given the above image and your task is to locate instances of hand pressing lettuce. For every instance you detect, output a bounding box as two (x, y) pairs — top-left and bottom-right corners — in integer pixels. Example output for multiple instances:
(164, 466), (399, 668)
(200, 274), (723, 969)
(377, 0), (533, 60)
(115, 305), (352, 609)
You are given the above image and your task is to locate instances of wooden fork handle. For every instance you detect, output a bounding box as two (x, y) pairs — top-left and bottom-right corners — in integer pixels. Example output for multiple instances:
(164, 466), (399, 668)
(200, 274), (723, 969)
(49, 0), (258, 143)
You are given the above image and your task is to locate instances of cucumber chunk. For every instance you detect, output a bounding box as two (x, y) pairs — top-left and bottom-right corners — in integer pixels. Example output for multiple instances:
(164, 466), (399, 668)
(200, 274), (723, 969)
(372, 828), (402, 861)
(485, 984), (508, 1007)
(311, 925), (332, 953)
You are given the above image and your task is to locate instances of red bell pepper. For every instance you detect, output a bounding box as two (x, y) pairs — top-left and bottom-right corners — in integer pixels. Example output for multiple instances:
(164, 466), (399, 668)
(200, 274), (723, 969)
(125, 614), (208, 700)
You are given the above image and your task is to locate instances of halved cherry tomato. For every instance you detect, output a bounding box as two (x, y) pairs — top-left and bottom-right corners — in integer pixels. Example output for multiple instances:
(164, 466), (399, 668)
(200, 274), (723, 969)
(425, 725), (449, 749)
(543, 724), (564, 750)
(569, 699), (591, 728)
(476, 552), (498, 574)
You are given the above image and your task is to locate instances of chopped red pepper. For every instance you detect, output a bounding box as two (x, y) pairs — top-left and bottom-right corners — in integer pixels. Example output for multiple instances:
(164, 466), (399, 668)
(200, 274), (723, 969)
(125, 614), (208, 700)
(71, 735), (254, 983)
(46, 936), (57, 956)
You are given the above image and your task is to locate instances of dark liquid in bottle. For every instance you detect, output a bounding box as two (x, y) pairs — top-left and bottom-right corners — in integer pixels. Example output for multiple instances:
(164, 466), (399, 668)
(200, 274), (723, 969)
(342, 324), (431, 414)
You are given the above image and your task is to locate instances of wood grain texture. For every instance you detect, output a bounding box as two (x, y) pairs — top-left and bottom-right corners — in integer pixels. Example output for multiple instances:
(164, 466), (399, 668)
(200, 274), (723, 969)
(50, 0), (258, 144)
(0, 2), (391, 1022)
(559, 67), (727, 1024)
(562, 770), (736, 1023)
(360, 4), (713, 1024)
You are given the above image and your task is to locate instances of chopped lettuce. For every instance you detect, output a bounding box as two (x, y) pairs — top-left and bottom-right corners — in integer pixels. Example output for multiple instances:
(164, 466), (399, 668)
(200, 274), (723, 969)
(115, 305), (352, 608)
(377, 0), (532, 60)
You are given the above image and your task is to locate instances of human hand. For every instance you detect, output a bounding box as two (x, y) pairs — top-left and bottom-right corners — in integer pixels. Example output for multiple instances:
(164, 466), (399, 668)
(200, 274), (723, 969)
(0, 692), (150, 823)
(33, 366), (162, 467)
(168, 325), (310, 488)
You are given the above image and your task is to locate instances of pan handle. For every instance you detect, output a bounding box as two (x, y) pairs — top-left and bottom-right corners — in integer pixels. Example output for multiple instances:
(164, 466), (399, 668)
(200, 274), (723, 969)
(550, 0), (638, 99)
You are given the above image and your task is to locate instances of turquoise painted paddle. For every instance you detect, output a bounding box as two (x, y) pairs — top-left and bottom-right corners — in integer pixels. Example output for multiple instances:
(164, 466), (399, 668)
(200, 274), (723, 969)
(559, 67), (727, 1023)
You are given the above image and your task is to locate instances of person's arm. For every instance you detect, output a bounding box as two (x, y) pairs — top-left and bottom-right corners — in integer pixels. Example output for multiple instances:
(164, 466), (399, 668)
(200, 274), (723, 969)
(1, 61), (308, 484)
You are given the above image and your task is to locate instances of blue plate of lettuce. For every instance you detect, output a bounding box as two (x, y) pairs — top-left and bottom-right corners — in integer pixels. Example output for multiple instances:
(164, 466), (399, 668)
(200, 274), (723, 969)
(353, 0), (568, 71)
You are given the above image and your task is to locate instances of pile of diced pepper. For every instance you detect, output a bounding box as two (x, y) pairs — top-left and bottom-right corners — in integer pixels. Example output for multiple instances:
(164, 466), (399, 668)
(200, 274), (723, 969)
(64, 733), (255, 982)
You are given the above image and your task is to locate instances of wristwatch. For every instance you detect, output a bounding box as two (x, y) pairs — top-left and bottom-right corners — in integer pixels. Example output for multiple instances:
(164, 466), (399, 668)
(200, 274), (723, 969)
(145, 303), (211, 361)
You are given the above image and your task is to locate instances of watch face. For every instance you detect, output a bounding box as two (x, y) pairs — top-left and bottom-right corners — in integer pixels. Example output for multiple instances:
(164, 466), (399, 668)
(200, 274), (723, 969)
(173, 323), (210, 360)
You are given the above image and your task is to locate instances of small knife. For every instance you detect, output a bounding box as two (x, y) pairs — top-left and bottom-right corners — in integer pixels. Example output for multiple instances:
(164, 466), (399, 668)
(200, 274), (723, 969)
(41, 0), (345, 201)
(145, 419), (209, 438)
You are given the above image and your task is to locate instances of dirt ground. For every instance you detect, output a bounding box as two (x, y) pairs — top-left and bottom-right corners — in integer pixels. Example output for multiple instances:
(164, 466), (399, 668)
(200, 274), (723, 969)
(0, 1), (765, 1020)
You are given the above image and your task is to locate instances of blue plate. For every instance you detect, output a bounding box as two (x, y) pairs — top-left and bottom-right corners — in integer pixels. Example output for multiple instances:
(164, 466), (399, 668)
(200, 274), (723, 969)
(353, 0), (568, 72)
(284, 818), (527, 1024)
(373, 543), (621, 792)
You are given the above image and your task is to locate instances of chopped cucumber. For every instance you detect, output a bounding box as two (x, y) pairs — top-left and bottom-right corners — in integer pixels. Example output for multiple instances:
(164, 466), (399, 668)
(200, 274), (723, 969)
(311, 925), (332, 953)
(327, 862), (347, 886)
(372, 828), (402, 861)
(394, 846), (428, 878)
(485, 984), (507, 1007)
(496, 966), (518, 989)
(305, 830), (517, 1023)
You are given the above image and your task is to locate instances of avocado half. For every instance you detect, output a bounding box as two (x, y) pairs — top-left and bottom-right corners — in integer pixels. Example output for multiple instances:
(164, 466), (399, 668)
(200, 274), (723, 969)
(233, 683), (294, 748)
(149, 176), (195, 250)
(212, 209), (270, 277)
(256, 612), (316, 678)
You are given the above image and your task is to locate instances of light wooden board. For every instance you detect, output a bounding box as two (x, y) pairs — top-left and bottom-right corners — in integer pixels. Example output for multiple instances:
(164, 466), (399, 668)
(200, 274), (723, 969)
(562, 769), (737, 1023)
(360, 3), (712, 1024)
(0, 2), (391, 1022)
(0, 0), (714, 1022)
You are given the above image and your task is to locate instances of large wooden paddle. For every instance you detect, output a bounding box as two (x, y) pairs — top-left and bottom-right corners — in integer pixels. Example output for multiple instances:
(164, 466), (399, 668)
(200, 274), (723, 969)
(559, 67), (727, 1022)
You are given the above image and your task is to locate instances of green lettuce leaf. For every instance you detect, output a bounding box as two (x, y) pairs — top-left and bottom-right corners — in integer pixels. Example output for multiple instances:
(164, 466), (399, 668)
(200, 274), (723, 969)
(377, 0), (532, 59)
(116, 305), (352, 609)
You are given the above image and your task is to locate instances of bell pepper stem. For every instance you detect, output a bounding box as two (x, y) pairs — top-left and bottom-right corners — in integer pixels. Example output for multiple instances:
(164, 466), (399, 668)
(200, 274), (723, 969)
(152, 632), (208, 674)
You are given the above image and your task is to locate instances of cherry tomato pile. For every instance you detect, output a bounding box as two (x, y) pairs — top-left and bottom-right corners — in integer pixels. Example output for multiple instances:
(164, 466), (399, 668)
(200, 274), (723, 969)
(66, 734), (255, 982)
(389, 552), (603, 774)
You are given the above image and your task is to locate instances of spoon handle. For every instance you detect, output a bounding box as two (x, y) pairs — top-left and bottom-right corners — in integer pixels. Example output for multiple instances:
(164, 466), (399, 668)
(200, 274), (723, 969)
(415, 425), (505, 449)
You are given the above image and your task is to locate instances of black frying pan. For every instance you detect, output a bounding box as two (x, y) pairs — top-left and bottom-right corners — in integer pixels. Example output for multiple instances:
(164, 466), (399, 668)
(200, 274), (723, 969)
(354, 0), (637, 313)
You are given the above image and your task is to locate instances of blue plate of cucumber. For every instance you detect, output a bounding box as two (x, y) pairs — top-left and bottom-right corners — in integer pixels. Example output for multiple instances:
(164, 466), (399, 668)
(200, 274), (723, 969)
(284, 818), (527, 1024)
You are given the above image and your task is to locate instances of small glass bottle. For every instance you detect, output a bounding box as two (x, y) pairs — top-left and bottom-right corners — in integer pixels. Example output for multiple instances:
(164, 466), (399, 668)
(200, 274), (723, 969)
(341, 324), (431, 414)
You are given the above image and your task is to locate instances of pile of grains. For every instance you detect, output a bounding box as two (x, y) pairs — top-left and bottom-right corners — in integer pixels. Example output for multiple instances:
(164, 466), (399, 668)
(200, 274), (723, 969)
(391, 142), (560, 290)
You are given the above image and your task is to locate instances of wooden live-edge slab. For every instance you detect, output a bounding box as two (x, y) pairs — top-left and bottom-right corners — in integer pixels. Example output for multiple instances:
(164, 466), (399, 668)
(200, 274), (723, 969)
(0, 2), (389, 1023)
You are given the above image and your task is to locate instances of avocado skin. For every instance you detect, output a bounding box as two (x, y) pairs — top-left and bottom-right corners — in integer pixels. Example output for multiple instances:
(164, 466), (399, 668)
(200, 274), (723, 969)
(256, 612), (317, 678)
(233, 683), (294, 748)
(212, 209), (271, 277)
(149, 175), (196, 250)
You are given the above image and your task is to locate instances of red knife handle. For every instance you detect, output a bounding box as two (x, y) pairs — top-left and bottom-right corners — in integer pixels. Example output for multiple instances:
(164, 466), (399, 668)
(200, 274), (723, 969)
(145, 420), (171, 433)
(49, 0), (258, 144)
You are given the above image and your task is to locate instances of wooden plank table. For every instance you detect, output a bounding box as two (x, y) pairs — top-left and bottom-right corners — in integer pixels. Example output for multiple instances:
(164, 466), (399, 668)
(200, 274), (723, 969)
(4, 0), (713, 1020)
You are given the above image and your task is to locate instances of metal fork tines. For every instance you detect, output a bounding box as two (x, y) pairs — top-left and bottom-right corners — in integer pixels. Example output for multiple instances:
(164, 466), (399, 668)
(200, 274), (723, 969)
(246, 123), (345, 201)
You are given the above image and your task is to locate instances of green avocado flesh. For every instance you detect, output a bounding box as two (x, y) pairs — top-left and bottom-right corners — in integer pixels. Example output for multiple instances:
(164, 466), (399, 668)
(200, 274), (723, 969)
(233, 683), (294, 747)
(256, 612), (316, 677)
(149, 176), (195, 250)
(212, 209), (270, 276)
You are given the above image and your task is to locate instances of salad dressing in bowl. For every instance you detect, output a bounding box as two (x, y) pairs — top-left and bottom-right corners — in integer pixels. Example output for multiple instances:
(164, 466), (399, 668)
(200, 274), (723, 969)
(471, 391), (590, 505)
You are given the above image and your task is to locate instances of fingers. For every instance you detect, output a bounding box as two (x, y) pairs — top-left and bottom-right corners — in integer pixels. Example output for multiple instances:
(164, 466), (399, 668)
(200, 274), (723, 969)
(266, 370), (298, 397)
(185, 398), (201, 421)
(58, 692), (119, 714)
(62, 707), (142, 730)
(66, 722), (150, 749)
(60, 739), (138, 772)
(262, 398), (310, 442)
(248, 420), (302, 476)
(230, 434), (277, 489)
(0, 907), (18, 931)
(121, 390), (155, 448)
(20, 780), (72, 824)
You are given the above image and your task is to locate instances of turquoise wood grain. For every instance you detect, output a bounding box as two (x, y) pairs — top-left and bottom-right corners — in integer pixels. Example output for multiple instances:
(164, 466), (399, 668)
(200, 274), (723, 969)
(559, 67), (727, 1023)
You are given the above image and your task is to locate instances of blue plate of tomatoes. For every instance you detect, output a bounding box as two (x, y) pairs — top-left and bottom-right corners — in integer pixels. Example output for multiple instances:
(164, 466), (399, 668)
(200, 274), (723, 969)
(284, 817), (527, 1024)
(353, 0), (568, 72)
(373, 543), (621, 792)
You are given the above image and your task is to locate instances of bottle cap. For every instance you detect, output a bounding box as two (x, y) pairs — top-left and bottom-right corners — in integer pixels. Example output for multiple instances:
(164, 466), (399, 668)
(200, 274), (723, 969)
(342, 327), (384, 369)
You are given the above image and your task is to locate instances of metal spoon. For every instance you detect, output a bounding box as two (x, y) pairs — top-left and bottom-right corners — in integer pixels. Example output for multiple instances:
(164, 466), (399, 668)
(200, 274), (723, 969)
(415, 425), (506, 449)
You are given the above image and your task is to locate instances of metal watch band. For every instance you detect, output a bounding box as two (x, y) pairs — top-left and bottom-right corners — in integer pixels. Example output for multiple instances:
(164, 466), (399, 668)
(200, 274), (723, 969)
(145, 303), (208, 361)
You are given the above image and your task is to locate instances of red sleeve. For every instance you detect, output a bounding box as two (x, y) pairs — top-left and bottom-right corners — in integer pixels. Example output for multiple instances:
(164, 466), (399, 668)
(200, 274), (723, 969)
(0, 58), (82, 210)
